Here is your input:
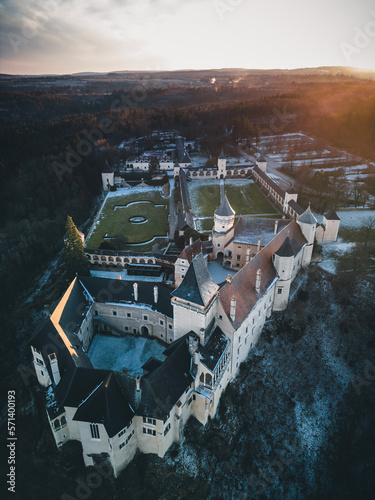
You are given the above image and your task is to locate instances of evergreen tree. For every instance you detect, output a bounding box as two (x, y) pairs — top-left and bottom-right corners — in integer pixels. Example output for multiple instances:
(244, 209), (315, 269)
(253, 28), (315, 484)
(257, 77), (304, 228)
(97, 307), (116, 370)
(63, 216), (90, 277)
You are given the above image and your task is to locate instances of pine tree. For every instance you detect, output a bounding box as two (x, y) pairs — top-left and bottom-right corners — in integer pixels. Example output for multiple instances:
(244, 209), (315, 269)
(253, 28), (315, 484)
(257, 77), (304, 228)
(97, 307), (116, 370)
(63, 216), (90, 278)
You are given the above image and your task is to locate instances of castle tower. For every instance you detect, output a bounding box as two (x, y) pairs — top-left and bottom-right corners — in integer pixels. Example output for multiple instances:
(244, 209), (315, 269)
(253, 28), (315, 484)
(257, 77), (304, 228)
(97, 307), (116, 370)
(256, 153), (267, 173)
(217, 150), (227, 178)
(171, 253), (219, 344)
(173, 160), (181, 178)
(322, 209), (340, 242)
(297, 205), (317, 267)
(102, 162), (114, 191)
(272, 235), (294, 311)
(212, 194), (235, 258)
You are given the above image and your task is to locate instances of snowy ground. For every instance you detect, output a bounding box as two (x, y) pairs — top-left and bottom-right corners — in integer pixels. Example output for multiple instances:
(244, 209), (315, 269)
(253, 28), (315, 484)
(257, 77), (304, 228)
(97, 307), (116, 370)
(88, 334), (165, 374)
(335, 209), (375, 228)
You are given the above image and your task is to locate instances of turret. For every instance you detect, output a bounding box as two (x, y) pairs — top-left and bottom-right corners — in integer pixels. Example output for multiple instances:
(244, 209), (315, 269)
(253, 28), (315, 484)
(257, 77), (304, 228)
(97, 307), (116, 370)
(297, 205), (317, 267)
(214, 194), (235, 234)
(256, 153), (267, 173)
(322, 209), (340, 242)
(102, 162), (114, 191)
(273, 235), (295, 311)
(217, 150), (227, 178)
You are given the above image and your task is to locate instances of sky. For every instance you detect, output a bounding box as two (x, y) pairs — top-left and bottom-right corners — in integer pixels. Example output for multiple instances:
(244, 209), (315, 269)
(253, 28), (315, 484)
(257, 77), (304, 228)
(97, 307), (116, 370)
(0, 0), (375, 75)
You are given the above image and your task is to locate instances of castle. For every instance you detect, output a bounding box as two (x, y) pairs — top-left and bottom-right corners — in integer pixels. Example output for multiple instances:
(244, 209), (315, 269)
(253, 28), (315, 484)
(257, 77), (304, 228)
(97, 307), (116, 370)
(31, 149), (340, 477)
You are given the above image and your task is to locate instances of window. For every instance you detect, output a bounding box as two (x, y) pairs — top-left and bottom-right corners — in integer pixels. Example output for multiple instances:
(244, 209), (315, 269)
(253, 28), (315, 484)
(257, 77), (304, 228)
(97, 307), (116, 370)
(246, 326), (248, 333)
(168, 324), (172, 330)
(36, 357), (43, 365)
(143, 428), (156, 436)
(164, 423), (171, 436)
(95, 310), (98, 315)
(143, 315), (148, 321)
(252, 318), (255, 325)
(277, 288), (283, 295)
(160, 320), (164, 326)
(143, 417), (156, 425)
(90, 423), (100, 440)
(264, 303), (266, 310)
(40, 370), (44, 376)
(218, 315), (223, 320)
(237, 255), (241, 261)
(217, 243), (221, 248)
(238, 335), (241, 344)
(133, 329), (137, 334)
(125, 326), (129, 331)
(181, 275), (185, 279)
(112, 311), (117, 316)
(127, 313), (131, 318)
(188, 396), (193, 405)
(236, 263), (240, 268)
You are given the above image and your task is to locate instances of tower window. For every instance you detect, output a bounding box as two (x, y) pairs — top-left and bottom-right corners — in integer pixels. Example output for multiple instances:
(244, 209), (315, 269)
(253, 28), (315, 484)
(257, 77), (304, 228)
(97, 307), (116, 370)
(90, 423), (100, 440)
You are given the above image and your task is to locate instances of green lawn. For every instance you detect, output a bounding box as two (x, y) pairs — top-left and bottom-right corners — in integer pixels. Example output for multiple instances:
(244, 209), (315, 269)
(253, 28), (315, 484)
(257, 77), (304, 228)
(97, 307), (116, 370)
(86, 190), (169, 251)
(189, 180), (279, 232)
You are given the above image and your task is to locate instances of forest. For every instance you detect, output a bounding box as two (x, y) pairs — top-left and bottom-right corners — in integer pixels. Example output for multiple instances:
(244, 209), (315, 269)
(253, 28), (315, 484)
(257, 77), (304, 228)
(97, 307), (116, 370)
(0, 72), (375, 361)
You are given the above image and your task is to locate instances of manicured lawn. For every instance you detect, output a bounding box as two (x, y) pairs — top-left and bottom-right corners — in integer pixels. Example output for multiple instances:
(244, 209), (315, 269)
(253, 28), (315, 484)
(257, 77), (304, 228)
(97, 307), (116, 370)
(86, 189), (169, 251)
(189, 179), (279, 232)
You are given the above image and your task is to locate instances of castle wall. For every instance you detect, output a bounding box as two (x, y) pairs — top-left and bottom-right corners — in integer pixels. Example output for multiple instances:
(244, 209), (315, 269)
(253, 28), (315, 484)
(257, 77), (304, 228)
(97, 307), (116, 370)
(92, 302), (174, 344)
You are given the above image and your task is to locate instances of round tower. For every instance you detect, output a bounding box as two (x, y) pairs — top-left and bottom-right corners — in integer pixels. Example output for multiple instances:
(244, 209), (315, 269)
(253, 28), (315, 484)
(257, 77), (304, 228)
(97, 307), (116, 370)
(214, 194), (235, 234)
(296, 205), (317, 267)
(273, 234), (294, 311)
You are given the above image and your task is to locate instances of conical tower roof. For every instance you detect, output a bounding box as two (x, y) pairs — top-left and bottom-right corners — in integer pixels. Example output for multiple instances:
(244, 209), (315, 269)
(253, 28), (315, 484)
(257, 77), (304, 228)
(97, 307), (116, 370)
(297, 205), (317, 225)
(218, 149), (226, 160)
(325, 209), (340, 221)
(275, 235), (294, 257)
(215, 194), (235, 217)
(171, 253), (219, 307)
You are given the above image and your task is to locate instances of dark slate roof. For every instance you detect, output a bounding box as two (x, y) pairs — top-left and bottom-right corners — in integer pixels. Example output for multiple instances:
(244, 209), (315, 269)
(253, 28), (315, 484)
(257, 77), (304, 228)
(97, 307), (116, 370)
(142, 357), (163, 374)
(115, 336), (193, 420)
(182, 152), (191, 163)
(297, 205), (317, 225)
(215, 194), (235, 217)
(102, 162), (113, 174)
(178, 211), (194, 231)
(59, 279), (91, 335)
(171, 253), (219, 307)
(234, 217), (290, 246)
(73, 372), (134, 438)
(257, 153), (266, 162)
(288, 199), (304, 215)
(55, 366), (111, 408)
(79, 277), (173, 318)
(325, 209), (340, 221)
(179, 169), (192, 212)
(218, 150), (226, 160)
(220, 221), (307, 328)
(275, 236), (295, 257)
(200, 326), (230, 372)
(253, 165), (285, 198)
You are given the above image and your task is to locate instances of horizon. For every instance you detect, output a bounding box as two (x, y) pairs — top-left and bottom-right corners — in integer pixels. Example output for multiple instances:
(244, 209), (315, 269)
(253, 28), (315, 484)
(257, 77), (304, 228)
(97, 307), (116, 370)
(1, 0), (375, 75)
(3, 64), (375, 78)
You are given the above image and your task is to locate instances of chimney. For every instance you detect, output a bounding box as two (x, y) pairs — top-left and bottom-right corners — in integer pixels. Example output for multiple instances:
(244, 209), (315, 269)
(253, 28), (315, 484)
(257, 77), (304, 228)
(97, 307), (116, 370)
(255, 269), (261, 294)
(226, 274), (232, 283)
(257, 237), (262, 253)
(188, 333), (199, 357)
(230, 296), (237, 321)
(133, 283), (138, 301)
(136, 374), (141, 392)
(189, 237), (193, 246)
(153, 286), (158, 303)
(246, 247), (251, 263)
(48, 353), (61, 385)
(274, 220), (279, 235)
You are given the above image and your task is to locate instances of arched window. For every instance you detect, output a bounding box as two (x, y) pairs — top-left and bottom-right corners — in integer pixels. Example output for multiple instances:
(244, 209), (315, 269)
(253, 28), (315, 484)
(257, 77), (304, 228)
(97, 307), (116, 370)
(61, 416), (67, 427)
(54, 419), (60, 430)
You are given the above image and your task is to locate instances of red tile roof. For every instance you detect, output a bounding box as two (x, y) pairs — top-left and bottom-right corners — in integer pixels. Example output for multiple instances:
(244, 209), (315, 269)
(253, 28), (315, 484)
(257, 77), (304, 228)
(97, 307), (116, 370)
(219, 221), (306, 328)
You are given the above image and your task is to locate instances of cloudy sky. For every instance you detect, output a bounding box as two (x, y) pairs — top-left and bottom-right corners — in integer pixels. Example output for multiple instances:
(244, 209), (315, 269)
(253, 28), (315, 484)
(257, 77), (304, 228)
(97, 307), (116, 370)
(1, 0), (375, 75)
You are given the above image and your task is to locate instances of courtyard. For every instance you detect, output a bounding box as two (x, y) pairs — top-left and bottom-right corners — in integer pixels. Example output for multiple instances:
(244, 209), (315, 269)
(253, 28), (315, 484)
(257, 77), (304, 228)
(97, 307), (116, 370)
(88, 333), (166, 375)
(188, 179), (280, 232)
(86, 187), (169, 252)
